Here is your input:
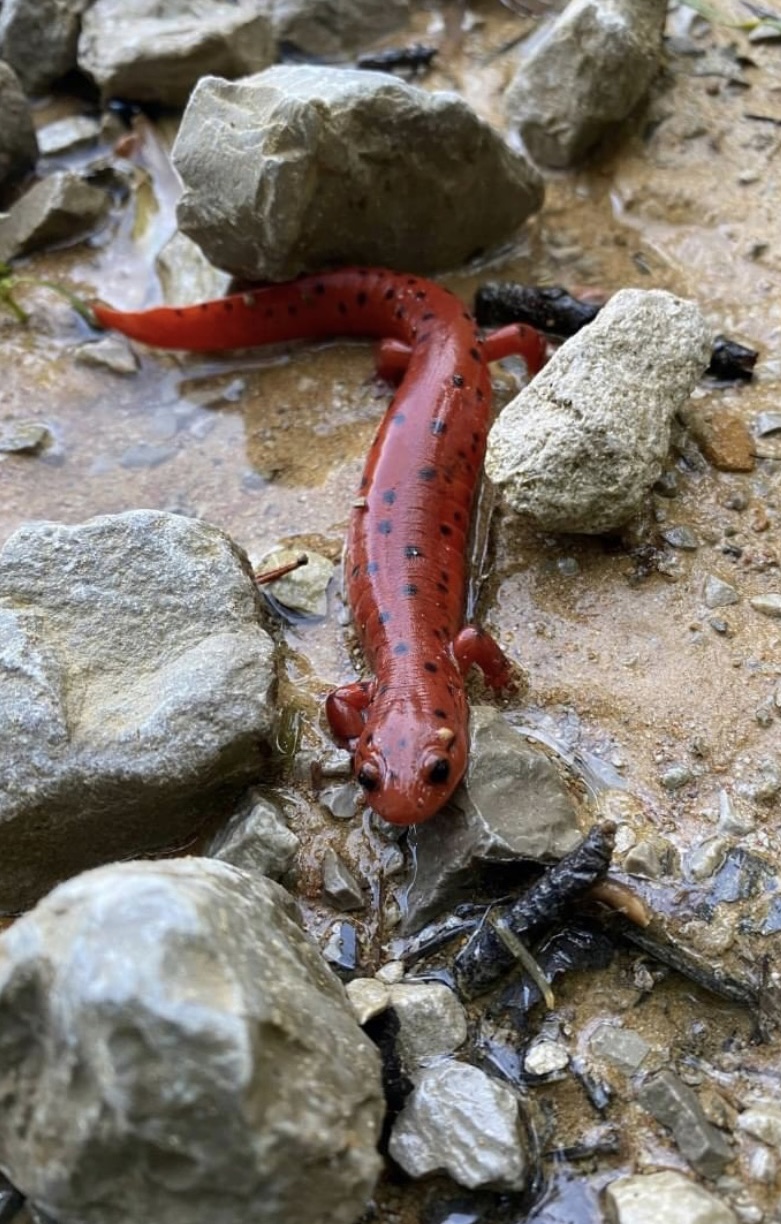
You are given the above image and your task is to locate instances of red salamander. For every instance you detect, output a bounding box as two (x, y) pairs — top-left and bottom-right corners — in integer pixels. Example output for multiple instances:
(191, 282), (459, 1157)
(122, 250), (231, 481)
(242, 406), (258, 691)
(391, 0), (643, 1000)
(91, 269), (545, 824)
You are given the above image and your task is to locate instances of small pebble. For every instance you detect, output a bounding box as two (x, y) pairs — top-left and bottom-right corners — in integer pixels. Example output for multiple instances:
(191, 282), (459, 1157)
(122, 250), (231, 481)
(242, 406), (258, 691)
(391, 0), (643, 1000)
(749, 594), (781, 618)
(660, 763), (694, 790)
(75, 335), (139, 375)
(703, 575), (739, 608)
(0, 420), (51, 453)
(754, 411), (781, 437)
(524, 1038), (570, 1078)
(662, 525), (699, 551)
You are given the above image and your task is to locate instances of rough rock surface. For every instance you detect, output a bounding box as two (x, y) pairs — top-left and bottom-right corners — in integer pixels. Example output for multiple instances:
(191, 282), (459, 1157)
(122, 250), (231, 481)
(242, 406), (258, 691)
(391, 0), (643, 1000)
(78, 0), (275, 106)
(0, 510), (276, 911)
(605, 1169), (737, 1224)
(485, 289), (712, 534)
(388, 1062), (529, 1190)
(0, 170), (110, 264)
(208, 790), (300, 881)
(173, 65), (544, 280)
(0, 859), (383, 1224)
(0, 0), (92, 95)
(506, 0), (668, 168)
(0, 61), (38, 193)
(270, 0), (410, 57)
(402, 705), (584, 930)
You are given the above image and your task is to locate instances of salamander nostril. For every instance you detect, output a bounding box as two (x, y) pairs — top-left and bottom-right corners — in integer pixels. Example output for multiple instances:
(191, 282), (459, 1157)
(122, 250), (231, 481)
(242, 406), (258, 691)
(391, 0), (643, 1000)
(428, 758), (450, 785)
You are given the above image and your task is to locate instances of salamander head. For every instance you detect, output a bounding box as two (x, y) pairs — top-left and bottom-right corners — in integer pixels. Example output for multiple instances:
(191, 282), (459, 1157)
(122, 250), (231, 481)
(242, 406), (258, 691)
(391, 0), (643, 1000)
(353, 708), (468, 825)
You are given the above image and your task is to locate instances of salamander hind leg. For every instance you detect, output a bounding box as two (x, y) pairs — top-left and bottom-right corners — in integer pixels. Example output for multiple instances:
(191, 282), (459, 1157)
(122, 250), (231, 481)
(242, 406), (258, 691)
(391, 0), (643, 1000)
(325, 680), (373, 750)
(453, 626), (517, 693)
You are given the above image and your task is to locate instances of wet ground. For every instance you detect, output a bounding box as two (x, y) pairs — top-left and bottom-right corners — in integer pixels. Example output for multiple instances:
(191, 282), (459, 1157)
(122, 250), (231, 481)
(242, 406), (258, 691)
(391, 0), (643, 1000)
(2, 0), (781, 1218)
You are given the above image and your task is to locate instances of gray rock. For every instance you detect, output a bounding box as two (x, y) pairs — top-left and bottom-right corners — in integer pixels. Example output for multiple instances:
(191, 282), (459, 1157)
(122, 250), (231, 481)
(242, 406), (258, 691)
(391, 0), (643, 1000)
(524, 1037), (570, 1078)
(0, 419), (51, 454)
(749, 593), (781, 618)
(208, 791), (300, 881)
(0, 0), (91, 95)
(271, 0), (410, 57)
(402, 706), (583, 930)
(322, 847), (365, 911)
(345, 977), (391, 1025)
(589, 1023), (650, 1073)
(37, 114), (103, 156)
(388, 1062), (529, 1190)
(173, 65), (544, 280)
(506, 0), (668, 168)
(637, 1068), (733, 1178)
(704, 575), (740, 609)
(0, 61), (37, 190)
(605, 1170), (737, 1224)
(0, 510), (276, 911)
(74, 335), (140, 376)
(0, 859), (383, 1224)
(258, 547), (334, 620)
(156, 229), (232, 306)
(485, 290), (712, 534)
(78, 0), (275, 107)
(388, 982), (467, 1068)
(738, 1101), (781, 1149)
(0, 170), (110, 263)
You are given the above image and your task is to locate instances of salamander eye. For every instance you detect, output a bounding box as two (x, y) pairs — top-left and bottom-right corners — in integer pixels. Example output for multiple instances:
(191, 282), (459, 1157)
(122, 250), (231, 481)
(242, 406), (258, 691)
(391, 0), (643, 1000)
(428, 758), (450, 785)
(357, 762), (380, 792)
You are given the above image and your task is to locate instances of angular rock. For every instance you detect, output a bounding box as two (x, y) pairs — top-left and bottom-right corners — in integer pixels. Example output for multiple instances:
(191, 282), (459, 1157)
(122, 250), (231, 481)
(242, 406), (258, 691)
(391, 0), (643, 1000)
(589, 1023), (650, 1074)
(637, 1069), (733, 1178)
(173, 65), (544, 280)
(402, 705), (584, 930)
(0, 0), (91, 95)
(322, 847), (365, 911)
(0, 510), (276, 911)
(258, 547), (334, 620)
(0, 170), (111, 264)
(388, 982), (468, 1069)
(208, 790), (300, 881)
(0, 859), (383, 1224)
(389, 1062), (529, 1190)
(0, 61), (38, 192)
(78, 0), (275, 107)
(506, 0), (667, 167)
(605, 1170), (737, 1224)
(486, 290), (712, 534)
(271, 0), (410, 57)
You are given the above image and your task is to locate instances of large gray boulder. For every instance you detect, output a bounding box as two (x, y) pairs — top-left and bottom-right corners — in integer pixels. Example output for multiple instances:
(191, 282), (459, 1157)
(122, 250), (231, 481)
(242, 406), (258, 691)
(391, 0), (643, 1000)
(0, 510), (276, 911)
(0, 60), (38, 192)
(0, 0), (92, 95)
(78, 0), (275, 106)
(173, 65), (544, 280)
(0, 859), (384, 1224)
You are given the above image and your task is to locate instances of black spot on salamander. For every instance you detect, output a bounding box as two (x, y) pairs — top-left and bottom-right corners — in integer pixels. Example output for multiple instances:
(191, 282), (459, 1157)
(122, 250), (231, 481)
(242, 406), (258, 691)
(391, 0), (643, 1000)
(462, 311), (472, 321)
(406, 277), (417, 285)
(356, 291), (367, 306)
(384, 287), (395, 301)
(452, 374), (465, 387)
(199, 303), (209, 311)
(360, 475), (369, 489)
(470, 347), (481, 362)
(378, 520), (393, 535)
(434, 708), (447, 719)
(454, 511), (463, 523)
(419, 466), (437, 481)
(394, 306), (406, 321)
(431, 420), (447, 436)
(378, 610), (391, 624)
(338, 301), (348, 315)
(391, 412), (406, 426)
(457, 449), (468, 461)
(382, 489), (396, 505)
(405, 544), (423, 558)
(315, 282), (326, 294)
(472, 431), (481, 443)
(175, 308), (185, 317)
(440, 524), (453, 537)
(421, 311), (436, 322)
(476, 388), (484, 403)
(224, 301), (234, 311)
(394, 642), (410, 656)
(403, 583), (418, 597)
(437, 582), (448, 594)
(366, 561), (380, 575)
(424, 661), (438, 673)
(351, 564), (360, 578)
(415, 290), (427, 300)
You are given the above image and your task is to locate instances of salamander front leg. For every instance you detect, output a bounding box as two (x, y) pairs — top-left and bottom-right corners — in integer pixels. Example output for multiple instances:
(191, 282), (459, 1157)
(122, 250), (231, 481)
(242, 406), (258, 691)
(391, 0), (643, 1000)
(453, 626), (516, 692)
(325, 680), (373, 751)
